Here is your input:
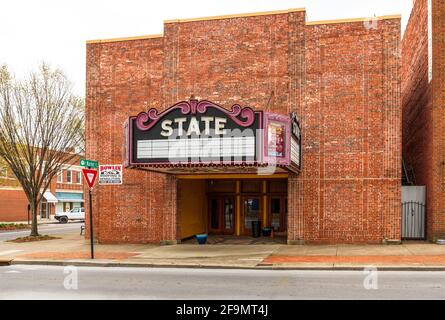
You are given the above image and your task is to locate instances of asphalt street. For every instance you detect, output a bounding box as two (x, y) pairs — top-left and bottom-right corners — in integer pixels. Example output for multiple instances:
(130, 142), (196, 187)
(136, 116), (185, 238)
(1, 265), (445, 300)
(0, 223), (82, 241)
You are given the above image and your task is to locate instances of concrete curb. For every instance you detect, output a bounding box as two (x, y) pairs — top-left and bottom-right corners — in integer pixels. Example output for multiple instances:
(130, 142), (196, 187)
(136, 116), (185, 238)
(8, 259), (445, 271)
(0, 259), (12, 266)
(10, 259), (257, 270)
(257, 266), (445, 271)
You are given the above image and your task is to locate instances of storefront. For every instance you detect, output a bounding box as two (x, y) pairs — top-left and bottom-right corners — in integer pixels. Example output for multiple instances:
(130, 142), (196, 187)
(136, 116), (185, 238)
(86, 8), (402, 244)
(123, 98), (300, 239)
(55, 191), (84, 214)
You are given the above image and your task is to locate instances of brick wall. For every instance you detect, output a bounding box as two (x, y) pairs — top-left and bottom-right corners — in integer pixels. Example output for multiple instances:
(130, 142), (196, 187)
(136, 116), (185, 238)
(288, 18), (401, 244)
(86, 10), (401, 244)
(86, 37), (178, 243)
(402, 0), (445, 239)
(430, 0), (445, 238)
(162, 11), (304, 113)
(0, 189), (28, 222)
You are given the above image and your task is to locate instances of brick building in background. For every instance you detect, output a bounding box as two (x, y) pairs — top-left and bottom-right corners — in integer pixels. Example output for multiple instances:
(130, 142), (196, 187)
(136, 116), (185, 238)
(0, 154), (84, 222)
(402, 0), (445, 241)
(86, 8), (401, 244)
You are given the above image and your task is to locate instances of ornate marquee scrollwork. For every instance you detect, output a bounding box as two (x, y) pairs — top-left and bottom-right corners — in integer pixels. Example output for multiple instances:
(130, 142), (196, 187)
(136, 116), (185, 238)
(136, 98), (256, 131)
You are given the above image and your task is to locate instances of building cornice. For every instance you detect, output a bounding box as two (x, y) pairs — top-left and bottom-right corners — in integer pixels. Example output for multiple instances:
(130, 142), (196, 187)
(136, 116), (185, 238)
(164, 8), (305, 24)
(86, 34), (163, 45)
(306, 14), (401, 26)
(86, 11), (401, 45)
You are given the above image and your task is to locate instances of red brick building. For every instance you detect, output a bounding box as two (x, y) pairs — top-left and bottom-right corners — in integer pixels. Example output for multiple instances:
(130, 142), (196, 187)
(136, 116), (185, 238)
(402, 0), (445, 241)
(86, 8), (402, 244)
(0, 155), (84, 222)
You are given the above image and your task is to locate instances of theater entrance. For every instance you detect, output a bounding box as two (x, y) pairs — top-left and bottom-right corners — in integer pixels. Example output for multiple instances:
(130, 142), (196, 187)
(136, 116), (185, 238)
(177, 176), (288, 240)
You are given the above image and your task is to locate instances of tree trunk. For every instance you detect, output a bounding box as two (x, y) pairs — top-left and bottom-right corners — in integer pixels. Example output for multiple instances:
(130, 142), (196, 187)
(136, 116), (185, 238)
(30, 200), (39, 237)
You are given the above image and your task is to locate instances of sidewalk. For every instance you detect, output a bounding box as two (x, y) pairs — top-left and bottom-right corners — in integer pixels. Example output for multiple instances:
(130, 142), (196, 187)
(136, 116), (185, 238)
(0, 218), (58, 225)
(1, 232), (445, 270)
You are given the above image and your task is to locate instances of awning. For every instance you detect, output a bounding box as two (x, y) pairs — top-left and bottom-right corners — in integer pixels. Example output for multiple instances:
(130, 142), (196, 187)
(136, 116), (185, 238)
(55, 192), (84, 203)
(43, 191), (58, 203)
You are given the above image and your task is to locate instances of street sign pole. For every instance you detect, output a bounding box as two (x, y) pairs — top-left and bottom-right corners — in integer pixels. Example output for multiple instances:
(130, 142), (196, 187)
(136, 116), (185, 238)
(82, 166), (98, 260)
(89, 188), (94, 259)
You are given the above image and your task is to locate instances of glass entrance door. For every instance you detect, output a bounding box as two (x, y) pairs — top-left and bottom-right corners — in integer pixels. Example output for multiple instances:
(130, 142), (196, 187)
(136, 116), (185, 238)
(243, 197), (261, 235)
(269, 196), (287, 232)
(208, 197), (235, 235)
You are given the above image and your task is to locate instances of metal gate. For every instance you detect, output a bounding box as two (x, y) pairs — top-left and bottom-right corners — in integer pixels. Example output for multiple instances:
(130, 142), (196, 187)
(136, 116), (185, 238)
(401, 201), (426, 240)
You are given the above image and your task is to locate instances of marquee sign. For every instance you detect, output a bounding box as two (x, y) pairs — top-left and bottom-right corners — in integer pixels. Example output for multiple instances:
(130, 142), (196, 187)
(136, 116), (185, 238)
(124, 97), (301, 174)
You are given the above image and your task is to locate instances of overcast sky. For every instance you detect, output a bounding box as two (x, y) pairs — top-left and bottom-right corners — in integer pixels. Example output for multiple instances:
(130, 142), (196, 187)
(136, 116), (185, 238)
(0, 0), (413, 96)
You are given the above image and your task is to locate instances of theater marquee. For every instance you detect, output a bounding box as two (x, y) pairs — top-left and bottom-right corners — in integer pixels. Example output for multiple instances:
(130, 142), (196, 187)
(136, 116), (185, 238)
(124, 98), (301, 174)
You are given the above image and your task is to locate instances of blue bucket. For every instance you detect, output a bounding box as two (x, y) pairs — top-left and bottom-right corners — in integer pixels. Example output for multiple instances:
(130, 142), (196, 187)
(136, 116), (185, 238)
(196, 234), (208, 245)
(262, 228), (272, 237)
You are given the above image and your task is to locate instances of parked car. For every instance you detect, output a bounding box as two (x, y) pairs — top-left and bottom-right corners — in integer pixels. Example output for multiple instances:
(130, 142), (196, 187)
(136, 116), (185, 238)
(55, 207), (85, 224)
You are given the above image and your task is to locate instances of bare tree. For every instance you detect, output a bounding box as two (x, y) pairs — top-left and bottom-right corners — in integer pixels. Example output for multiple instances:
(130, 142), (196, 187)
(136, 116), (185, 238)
(0, 64), (84, 236)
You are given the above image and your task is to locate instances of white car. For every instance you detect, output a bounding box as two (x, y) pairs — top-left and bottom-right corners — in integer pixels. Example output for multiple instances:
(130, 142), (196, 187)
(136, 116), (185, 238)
(55, 207), (85, 224)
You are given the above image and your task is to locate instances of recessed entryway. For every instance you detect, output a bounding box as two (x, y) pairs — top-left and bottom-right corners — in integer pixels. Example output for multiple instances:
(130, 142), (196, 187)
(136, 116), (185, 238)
(177, 176), (288, 240)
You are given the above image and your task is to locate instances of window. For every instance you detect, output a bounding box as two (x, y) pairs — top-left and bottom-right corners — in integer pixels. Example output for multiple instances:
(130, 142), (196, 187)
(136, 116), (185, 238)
(66, 170), (72, 183)
(57, 170), (63, 183)
(75, 171), (81, 184)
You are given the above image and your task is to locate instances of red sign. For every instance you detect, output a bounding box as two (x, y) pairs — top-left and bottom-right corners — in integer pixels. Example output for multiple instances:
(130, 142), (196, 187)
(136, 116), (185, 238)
(82, 168), (98, 190)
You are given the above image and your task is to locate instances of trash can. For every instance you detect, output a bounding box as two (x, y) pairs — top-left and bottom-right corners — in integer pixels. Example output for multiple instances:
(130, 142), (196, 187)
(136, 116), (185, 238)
(251, 221), (261, 238)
